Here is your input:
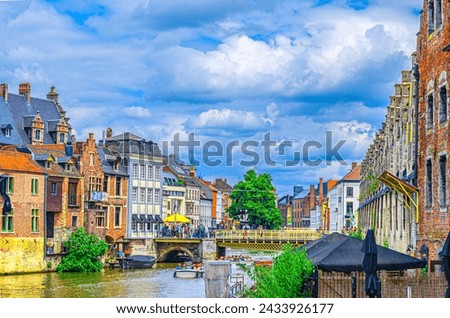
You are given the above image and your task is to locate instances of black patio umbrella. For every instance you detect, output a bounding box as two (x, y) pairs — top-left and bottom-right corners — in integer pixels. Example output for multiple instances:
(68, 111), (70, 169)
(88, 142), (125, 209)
(303, 231), (426, 297)
(441, 231), (450, 298)
(304, 232), (426, 272)
(362, 229), (379, 298)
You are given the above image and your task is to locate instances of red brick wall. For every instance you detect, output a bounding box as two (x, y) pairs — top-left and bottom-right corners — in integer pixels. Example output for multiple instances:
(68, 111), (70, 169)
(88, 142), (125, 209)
(416, 0), (450, 260)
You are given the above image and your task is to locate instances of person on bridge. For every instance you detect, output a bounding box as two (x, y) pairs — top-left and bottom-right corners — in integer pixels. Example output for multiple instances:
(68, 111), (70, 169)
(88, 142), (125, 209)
(258, 225), (263, 238)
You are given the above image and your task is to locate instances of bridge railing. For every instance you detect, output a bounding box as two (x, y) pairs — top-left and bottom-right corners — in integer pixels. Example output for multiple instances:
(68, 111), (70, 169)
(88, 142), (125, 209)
(214, 229), (323, 243)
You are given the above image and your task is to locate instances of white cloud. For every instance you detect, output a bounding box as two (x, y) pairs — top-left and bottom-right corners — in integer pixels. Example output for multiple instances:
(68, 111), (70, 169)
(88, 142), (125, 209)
(123, 106), (151, 119)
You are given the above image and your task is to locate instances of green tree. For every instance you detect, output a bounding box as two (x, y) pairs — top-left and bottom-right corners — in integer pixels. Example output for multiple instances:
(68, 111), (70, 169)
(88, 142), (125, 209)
(56, 227), (108, 272)
(228, 169), (283, 229)
(243, 244), (315, 298)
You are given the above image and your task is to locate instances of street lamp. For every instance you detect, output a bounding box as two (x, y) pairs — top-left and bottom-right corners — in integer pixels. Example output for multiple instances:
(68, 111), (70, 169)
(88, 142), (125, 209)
(420, 243), (429, 273)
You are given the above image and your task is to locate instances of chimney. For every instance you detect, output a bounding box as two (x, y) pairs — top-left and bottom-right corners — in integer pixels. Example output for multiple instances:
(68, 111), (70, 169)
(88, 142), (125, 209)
(47, 85), (59, 104)
(0, 83), (8, 102)
(106, 127), (113, 138)
(19, 82), (31, 104)
(309, 184), (316, 209)
(351, 162), (357, 170)
(319, 178), (324, 204)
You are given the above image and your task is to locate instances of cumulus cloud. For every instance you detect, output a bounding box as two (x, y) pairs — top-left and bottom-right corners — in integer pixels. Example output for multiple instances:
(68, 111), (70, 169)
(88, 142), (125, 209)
(0, 0), (423, 195)
(123, 106), (151, 119)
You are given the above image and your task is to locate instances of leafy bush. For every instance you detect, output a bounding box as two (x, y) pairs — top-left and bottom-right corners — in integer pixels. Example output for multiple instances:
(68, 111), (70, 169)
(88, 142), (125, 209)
(56, 227), (108, 272)
(243, 244), (314, 298)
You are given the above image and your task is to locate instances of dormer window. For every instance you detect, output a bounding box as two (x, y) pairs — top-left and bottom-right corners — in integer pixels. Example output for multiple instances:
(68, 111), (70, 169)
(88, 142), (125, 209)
(59, 133), (65, 143)
(1, 124), (13, 137)
(46, 161), (52, 169)
(66, 163), (73, 172)
(35, 129), (41, 141)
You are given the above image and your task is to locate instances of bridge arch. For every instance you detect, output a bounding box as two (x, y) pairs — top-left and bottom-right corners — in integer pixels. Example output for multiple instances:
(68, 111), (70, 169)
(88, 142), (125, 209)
(158, 246), (195, 262)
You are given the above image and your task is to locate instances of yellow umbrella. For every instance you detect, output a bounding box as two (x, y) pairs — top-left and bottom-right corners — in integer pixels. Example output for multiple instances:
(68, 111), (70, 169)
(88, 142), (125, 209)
(163, 213), (190, 223)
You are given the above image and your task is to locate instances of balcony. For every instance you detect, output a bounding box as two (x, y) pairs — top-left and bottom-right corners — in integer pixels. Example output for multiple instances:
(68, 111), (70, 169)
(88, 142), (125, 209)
(89, 191), (109, 202)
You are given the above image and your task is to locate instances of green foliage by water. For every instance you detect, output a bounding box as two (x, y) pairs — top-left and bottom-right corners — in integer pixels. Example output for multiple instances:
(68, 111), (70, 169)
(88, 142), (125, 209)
(57, 227), (108, 273)
(228, 169), (283, 229)
(243, 244), (314, 298)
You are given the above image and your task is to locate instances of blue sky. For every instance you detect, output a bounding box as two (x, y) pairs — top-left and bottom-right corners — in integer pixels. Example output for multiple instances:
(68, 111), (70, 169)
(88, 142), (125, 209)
(0, 0), (422, 195)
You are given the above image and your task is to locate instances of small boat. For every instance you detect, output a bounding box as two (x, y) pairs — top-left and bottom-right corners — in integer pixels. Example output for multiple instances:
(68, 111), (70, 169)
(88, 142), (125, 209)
(173, 268), (204, 278)
(118, 255), (156, 269)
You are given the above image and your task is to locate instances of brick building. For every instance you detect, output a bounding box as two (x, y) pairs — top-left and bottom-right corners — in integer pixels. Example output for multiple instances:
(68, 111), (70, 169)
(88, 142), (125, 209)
(359, 67), (418, 254)
(28, 144), (84, 256)
(97, 144), (129, 256)
(0, 145), (46, 274)
(74, 132), (128, 256)
(416, 0), (450, 262)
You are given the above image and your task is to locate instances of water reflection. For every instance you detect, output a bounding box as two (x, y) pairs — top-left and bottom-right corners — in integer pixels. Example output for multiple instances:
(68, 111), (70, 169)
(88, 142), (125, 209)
(1, 249), (275, 298)
(0, 263), (205, 298)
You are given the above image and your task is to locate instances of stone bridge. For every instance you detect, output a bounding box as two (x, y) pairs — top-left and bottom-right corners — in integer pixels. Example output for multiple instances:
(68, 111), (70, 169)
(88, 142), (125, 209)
(152, 229), (323, 262)
(153, 238), (216, 262)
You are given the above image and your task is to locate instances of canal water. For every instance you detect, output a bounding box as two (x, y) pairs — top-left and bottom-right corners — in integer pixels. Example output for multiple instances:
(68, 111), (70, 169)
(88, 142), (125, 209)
(0, 249), (277, 298)
(0, 263), (205, 298)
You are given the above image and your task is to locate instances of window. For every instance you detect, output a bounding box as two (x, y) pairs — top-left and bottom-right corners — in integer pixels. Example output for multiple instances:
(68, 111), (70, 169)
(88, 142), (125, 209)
(346, 202), (353, 215)
(5, 176), (13, 194)
(71, 216), (77, 227)
(31, 178), (38, 195)
(154, 189), (160, 204)
(103, 176), (109, 192)
(66, 163), (73, 172)
(155, 167), (160, 181)
(5, 127), (11, 137)
(35, 129), (41, 141)
(59, 133), (65, 144)
(115, 177), (121, 196)
(132, 164), (139, 178)
(426, 159), (433, 208)
(140, 164), (146, 179)
(132, 187), (138, 203)
(31, 209), (39, 232)
(147, 188), (153, 203)
(131, 219), (137, 231)
(427, 93), (434, 128)
(89, 153), (94, 166)
(147, 165), (153, 179)
(436, 0), (442, 29)
(114, 207), (121, 227)
(51, 182), (57, 195)
(439, 155), (447, 208)
(96, 209), (106, 227)
(346, 187), (353, 197)
(139, 188), (146, 203)
(439, 86), (447, 123)
(68, 183), (77, 206)
(2, 210), (13, 232)
(428, 0), (435, 34)
(46, 161), (52, 169)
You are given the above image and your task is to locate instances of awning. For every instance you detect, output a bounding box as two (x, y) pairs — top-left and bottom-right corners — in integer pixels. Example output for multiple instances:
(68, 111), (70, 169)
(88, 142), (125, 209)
(140, 215), (150, 223)
(378, 171), (419, 221)
(155, 215), (164, 223)
(147, 215), (156, 223)
(132, 214), (143, 223)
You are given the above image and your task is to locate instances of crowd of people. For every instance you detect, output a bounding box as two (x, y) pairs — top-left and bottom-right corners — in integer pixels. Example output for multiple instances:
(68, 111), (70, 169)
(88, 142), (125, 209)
(160, 223), (213, 238)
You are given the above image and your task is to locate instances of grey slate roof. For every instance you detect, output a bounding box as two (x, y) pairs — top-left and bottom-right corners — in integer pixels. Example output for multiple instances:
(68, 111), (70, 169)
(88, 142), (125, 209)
(97, 147), (128, 177)
(1, 93), (72, 145)
(0, 98), (22, 145)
